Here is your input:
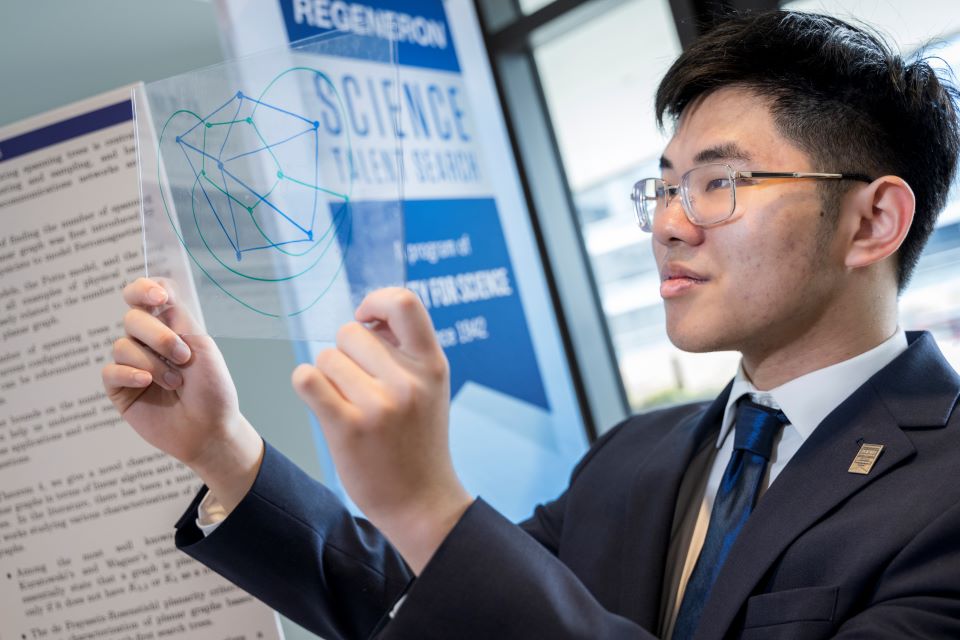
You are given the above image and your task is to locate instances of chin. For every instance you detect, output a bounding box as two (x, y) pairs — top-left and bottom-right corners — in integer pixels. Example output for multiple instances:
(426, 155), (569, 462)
(665, 320), (734, 354)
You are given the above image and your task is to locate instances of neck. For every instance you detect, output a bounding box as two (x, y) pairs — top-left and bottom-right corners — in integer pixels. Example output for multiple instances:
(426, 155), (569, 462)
(740, 286), (899, 391)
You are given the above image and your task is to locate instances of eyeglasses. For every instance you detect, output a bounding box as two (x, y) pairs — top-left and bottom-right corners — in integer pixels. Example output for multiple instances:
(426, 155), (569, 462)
(630, 163), (874, 232)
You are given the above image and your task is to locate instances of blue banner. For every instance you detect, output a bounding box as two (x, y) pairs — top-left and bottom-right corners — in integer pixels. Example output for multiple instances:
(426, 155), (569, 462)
(227, 0), (592, 523)
(279, 0), (551, 412)
(280, 0), (461, 72)
(404, 198), (548, 409)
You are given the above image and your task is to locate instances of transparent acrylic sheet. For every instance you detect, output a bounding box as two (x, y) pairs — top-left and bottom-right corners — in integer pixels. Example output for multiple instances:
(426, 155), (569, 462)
(134, 31), (404, 340)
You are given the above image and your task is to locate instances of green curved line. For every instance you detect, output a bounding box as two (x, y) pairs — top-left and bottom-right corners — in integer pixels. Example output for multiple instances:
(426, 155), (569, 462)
(253, 177), (281, 211)
(156, 111), (279, 318)
(156, 66), (358, 317)
(189, 175), (347, 283)
(236, 67), (354, 258)
(246, 197), (344, 258)
(284, 173), (348, 199)
(249, 120), (282, 171)
(252, 66), (355, 207)
(203, 173), (248, 211)
(203, 173), (281, 214)
(290, 210), (352, 317)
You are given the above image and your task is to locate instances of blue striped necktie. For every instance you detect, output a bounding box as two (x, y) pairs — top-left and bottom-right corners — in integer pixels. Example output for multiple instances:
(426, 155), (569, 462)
(671, 399), (788, 640)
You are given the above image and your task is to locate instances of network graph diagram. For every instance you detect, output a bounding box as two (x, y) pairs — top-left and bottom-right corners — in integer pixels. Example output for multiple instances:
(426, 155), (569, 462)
(174, 87), (347, 265)
(133, 42), (405, 340)
(138, 35), (404, 340)
(153, 66), (357, 321)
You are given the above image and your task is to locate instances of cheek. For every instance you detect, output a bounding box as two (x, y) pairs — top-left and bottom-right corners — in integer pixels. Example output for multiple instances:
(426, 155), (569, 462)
(717, 229), (814, 311)
(748, 234), (829, 320)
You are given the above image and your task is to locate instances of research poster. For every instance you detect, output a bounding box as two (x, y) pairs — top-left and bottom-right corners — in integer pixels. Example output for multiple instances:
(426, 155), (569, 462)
(216, 0), (589, 520)
(0, 87), (282, 640)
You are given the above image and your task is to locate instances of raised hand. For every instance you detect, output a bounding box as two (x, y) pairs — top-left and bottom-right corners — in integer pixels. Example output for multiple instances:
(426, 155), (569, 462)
(102, 277), (263, 513)
(291, 287), (472, 573)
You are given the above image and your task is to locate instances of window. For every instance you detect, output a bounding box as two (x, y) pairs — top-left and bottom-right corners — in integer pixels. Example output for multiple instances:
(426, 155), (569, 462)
(782, 0), (960, 369)
(533, 0), (739, 409)
(519, 0), (555, 14)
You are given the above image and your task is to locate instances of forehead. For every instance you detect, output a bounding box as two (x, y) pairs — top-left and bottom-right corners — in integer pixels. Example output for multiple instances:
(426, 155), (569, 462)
(661, 86), (811, 171)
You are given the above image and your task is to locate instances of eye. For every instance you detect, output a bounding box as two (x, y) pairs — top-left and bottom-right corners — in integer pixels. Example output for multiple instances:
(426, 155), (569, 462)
(704, 177), (733, 192)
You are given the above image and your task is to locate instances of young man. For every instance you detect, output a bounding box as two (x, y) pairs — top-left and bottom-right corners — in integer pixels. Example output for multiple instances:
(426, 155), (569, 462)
(104, 10), (960, 640)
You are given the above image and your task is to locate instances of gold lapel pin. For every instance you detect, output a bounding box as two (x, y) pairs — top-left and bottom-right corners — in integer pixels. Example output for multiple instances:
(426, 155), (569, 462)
(848, 443), (884, 475)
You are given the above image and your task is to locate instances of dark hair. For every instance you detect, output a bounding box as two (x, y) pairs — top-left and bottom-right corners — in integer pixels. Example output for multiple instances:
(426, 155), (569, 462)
(655, 10), (960, 290)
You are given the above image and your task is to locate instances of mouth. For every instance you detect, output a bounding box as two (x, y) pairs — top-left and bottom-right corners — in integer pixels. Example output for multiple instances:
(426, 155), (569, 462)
(660, 265), (709, 298)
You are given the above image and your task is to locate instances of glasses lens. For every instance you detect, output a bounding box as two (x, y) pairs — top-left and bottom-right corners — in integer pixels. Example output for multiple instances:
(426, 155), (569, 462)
(633, 179), (662, 232)
(682, 164), (736, 225)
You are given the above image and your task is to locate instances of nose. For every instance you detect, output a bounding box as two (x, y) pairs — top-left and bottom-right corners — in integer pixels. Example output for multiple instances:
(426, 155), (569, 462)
(651, 191), (704, 248)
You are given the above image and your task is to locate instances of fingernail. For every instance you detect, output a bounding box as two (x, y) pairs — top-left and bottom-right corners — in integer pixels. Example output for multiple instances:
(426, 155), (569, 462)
(148, 287), (167, 304)
(133, 372), (152, 386)
(163, 370), (182, 387)
(172, 341), (190, 364)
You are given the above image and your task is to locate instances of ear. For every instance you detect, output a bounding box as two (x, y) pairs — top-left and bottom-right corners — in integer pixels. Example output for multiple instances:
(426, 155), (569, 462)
(842, 176), (915, 271)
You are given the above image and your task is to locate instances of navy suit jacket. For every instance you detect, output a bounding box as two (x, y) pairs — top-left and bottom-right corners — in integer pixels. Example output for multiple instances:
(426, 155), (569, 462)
(175, 331), (960, 639)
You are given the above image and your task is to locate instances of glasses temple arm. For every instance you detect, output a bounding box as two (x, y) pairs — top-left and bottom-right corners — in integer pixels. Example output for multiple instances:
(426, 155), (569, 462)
(738, 171), (875, 182)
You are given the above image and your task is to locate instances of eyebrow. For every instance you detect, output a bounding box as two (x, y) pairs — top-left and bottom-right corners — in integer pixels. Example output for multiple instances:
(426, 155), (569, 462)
(659, 142), (753, 170)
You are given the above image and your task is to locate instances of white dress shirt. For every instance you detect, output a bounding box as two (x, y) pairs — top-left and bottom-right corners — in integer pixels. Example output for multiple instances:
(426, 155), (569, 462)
(660, 329), (908, 638)
(197, 489), (227, 536)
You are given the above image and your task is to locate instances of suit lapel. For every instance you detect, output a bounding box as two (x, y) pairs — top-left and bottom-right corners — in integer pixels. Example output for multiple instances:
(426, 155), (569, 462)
(694, 332), (960, 640)
(618, 384), (731, 630)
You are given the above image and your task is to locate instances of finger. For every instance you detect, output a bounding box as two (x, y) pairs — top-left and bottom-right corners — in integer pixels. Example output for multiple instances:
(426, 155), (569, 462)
(367, 319), (400, 348)
(101, 363), (153, 391)
(156, 299), (205, 338)
(335, 322), (403, 382)
(313, 348), (381, 408)
(112, 337), (183, 390)
(149, 277), (206, 336)
(291, 364), (359, 429)
(124, 308), (191, 365)
(354, 288), (438, 357)
(123, 277), (205, 336)
(123, 277), (169, 310)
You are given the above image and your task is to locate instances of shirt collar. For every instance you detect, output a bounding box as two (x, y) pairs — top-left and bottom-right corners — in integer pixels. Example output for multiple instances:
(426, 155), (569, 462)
(717, 328), (909, 449)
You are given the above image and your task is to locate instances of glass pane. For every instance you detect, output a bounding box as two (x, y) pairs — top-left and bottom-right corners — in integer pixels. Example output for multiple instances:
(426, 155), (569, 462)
(534, 0), (740, 410)
(783, 0), (960, 51)
(134, 33), (404, 341)
(781, 0), (960, 371)
(520, 0), (554, 14)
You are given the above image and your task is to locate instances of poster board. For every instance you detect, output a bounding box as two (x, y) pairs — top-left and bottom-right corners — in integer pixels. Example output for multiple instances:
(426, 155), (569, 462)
(0, 86), (282, 640)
